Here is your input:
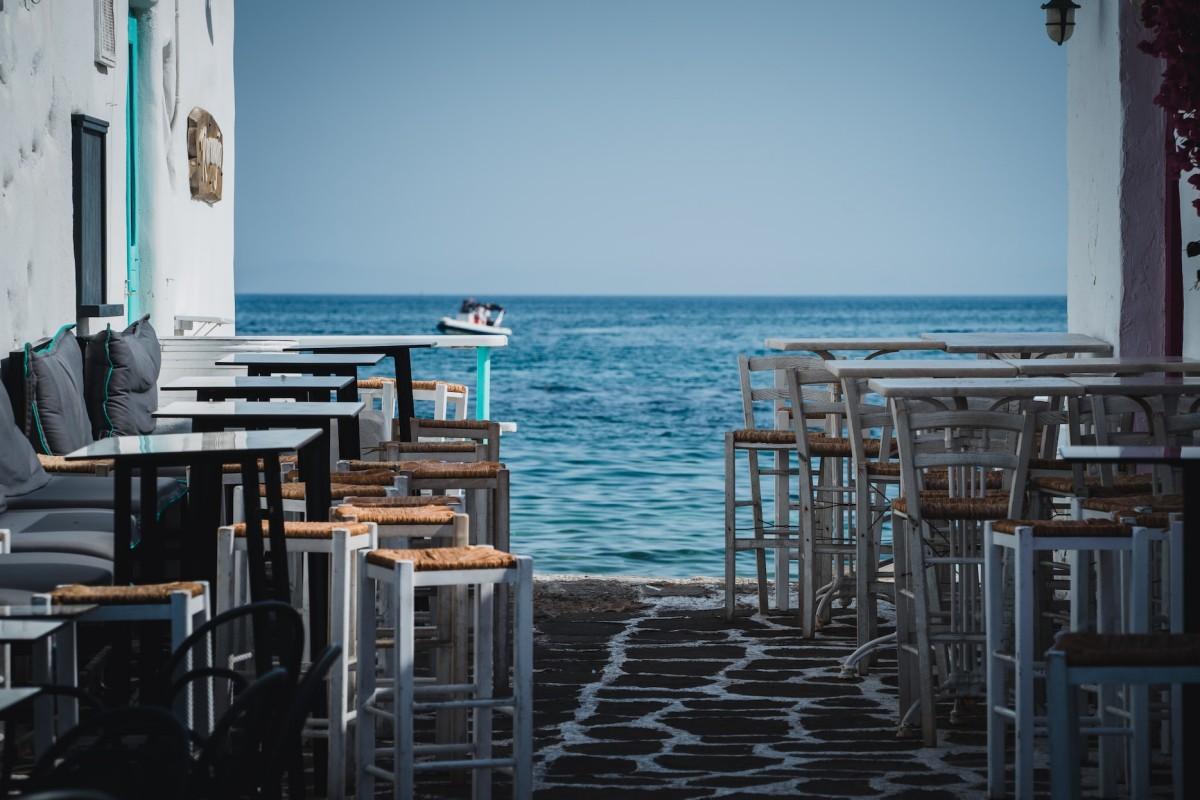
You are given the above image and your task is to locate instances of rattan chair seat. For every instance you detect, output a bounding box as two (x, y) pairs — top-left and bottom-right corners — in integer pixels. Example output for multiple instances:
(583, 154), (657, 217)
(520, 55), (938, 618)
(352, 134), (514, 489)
(1080, 494), (1183, 514)
(387, 461), (502, 479)
(413, 418), (492, 430)
(1054, 633), (1200, 667)
(230, 520), (372, 539)
(1031, 474), (1153, 496)
(731, 429), (886, 456)
(36, 454), (113, 474)
(411, 379), (469, 394)
(221, 454), (297, 474)
(272, 483), (389, 500)
(366, 545), (516, 571)
(334, 504), (457, 525)
(923, 468), (1004, 491)
(866, 462), (902, 477)
(992, 519), (1129, 537)
(51, 581), (205, 605)
(893, 492), (1008, 521)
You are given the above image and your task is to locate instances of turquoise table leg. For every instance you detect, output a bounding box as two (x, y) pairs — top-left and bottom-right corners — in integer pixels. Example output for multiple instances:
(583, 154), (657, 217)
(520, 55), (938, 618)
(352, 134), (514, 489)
(476, 347), (492, 420)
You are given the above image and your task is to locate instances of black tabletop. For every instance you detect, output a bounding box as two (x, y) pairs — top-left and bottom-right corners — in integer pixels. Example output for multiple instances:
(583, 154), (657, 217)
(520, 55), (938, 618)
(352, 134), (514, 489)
(154, 400), (365, 420)
(216, 353), (384, 367)
(65, 429), (323, 461)
(0, 688), (39, 716)
(1061, 445), (1200, 464)
(161, 375), (354, 391)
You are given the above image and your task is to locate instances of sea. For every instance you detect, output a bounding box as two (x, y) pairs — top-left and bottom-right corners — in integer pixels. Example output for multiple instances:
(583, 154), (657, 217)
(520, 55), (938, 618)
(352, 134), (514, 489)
(236, 294), (1066, 578)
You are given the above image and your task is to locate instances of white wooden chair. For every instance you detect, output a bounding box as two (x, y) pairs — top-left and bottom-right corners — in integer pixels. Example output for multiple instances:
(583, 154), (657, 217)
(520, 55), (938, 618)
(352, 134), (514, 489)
(356, 546), (532, 799)
(889, 396), (1035, 746)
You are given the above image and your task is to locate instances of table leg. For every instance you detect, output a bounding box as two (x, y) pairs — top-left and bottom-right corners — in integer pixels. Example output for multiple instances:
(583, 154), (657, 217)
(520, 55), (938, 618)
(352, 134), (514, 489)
(114, 466), (133, 584)
(298, 427), (332, 522)
(337, 417), (360, 460)
(262, 453), (290, 602)
(476, 346), (492, 421)
(1183, 463), (1198, 799)
(139, 465), (159, 581)
(186, 464), (223, 586)
(239, 459), (269, 605)
(392, 347), (417, 441)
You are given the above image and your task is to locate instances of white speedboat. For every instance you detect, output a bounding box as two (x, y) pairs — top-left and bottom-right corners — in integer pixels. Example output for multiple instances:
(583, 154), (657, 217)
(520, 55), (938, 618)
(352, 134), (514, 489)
(438, 299), (512, 336)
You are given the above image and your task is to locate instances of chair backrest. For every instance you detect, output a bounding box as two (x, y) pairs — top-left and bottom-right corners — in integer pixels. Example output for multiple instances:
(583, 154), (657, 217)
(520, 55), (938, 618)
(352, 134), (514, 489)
(739, 354), (841, 431)
(260, 645), (344, 800)
(891, 396), (1035, 520)
(158, 600), (304, 708)
(409, 417), (501, 461)
(28, 706), (191, 799)
(191, 667), (293, 799)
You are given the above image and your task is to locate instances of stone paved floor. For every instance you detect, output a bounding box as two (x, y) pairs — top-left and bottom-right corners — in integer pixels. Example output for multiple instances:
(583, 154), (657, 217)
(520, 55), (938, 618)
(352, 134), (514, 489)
(525, 580), (990, 799)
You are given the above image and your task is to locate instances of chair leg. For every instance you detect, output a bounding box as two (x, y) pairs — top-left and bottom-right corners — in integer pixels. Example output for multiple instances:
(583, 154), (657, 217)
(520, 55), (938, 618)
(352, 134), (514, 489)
(1014, 531), (1035, 800)
(724, 435), (738, 619)
(854, 473), (874, 668)
(1047, 653), (1080, 800)
(169, 591), (195, 732)
(910, 521), (938, 746)
(395, 563), (416, 800)
(513, 559), (535, 799)
(747, 450), (769, 614)
(328, 535), (351, 800)
(774, 448), (790, 612)
(1095, 550), (1121, 795)
(801, 502), (816, 638)
(893, 514), (916, 728)
(474, 581), (495, 800)
(984, 525), (1006, 798)
(356, 555), (377, 800)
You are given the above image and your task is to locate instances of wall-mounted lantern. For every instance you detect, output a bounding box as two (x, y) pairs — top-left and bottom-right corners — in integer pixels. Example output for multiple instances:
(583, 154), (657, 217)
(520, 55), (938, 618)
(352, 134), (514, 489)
(1041, 0), (1081, 45)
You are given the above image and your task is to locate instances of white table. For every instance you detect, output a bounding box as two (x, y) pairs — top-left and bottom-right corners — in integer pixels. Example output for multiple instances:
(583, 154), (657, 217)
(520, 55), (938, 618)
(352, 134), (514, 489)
(826, 359), (1019, 380)
(764, 338), (943, 358)
(868, 377), (1086, 399)
(1004, 356), (1200, 376)
(923, 332), (1113, 358)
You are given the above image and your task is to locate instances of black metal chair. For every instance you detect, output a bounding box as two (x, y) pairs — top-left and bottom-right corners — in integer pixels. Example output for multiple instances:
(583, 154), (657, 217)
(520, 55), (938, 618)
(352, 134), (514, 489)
(263, 645), (344, 800)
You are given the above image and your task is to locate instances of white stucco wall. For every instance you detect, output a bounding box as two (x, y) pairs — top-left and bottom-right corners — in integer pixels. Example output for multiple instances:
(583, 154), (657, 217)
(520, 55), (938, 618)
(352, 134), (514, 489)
(0, 0), (234, 354)
(1066, 0), (1166, 356)
(1183, 175), (1200, 358)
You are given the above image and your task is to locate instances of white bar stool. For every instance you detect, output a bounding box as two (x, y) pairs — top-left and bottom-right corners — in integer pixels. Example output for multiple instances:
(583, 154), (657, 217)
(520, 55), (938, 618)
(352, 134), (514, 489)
(356, 545), (532, 800)
(215, 519), (376, 800)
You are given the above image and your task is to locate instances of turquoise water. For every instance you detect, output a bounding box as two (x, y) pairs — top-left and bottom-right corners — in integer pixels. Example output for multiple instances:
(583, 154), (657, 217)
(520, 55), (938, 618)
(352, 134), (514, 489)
(236, 294), (1066, 577)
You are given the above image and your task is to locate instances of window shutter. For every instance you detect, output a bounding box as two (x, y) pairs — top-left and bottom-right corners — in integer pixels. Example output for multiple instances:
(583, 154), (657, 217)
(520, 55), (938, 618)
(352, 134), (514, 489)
(94, 0), (117, 68)
(72, 114), (122, 318)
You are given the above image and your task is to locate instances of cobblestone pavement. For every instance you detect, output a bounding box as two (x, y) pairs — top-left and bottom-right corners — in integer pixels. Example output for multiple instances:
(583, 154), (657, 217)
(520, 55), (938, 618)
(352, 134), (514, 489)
(529, 584), (990, 799)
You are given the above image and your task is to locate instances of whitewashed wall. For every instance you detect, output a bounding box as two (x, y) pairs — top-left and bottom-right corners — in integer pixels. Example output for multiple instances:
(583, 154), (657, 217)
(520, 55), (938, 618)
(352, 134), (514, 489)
(1066, 0), (1166, 356)
(0, 0), (235, 354)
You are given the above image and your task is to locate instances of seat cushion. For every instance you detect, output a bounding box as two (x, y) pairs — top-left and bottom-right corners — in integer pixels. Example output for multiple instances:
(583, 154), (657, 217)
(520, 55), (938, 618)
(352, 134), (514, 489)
(82, 315), (161, 439)
(5, 474), (185, 513)
(10, 530), (114, 560)
(0, 553), (113, 593)
(893, 491), (1009, 521)
(0, 508), (116, 534)
(0, 380), (52, 498)
(22, 324), (94, 455)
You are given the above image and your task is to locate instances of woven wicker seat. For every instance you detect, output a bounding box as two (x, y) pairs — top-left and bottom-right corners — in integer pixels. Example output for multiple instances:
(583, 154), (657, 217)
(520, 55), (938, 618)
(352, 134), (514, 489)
(386, 461), (502, 479)
(992, 519), (1129, 537)
(230, 520), (372, 539)
(50, 581), (205, 605)
(1054, 633), (1200, 667)
(339, 495), (456, 508)
(1080, 494), (1183, 514)
(1127, 512), (1172, 529)
(867, 462), (902, 477)
(359, 443), (481, 461)
(731, 429), (886, 456)
(413, 418), (492, 430)
(357, 377), (394, 390)
(1029, 458), (1071, 471)
(893, 492), (1008, 521)
(36, 454), (113, 474)
(221, 454), (297, 474)
(1030, 474), (1153, 496)
(273, 483), (389, 500)
(366, 545), (516, 571)
(411, 379), (469, 394)
(334, 504), (457, 526)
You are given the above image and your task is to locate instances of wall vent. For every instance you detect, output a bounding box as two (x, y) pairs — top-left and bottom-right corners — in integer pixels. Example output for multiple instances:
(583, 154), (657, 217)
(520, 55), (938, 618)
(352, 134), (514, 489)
(94, 0), (117, 68)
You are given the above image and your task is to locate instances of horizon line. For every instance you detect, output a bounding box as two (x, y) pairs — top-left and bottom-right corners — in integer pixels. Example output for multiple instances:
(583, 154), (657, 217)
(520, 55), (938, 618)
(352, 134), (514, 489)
(234, 291), (1068, 299)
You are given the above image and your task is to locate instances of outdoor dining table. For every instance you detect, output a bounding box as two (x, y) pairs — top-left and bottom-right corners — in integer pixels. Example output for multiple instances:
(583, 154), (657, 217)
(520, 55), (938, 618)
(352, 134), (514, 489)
(1061, 444), (1200, 799)
(867, 376), (1087, 400)
(1002, 356), (1200, 376)
(921, 332), (1114, 358)
(154, 399), (365, 465)
(215, 352), (384, 403)
(63, 429), (323, 603)
(160, 374), (353, 402)
(764, 337), (945, 359)
(284, 334), (509, 440)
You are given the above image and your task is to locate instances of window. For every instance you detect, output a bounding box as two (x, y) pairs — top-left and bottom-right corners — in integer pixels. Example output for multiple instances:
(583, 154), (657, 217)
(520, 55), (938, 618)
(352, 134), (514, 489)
(71, 114), (122, 318)
(94, 0), (117, 68)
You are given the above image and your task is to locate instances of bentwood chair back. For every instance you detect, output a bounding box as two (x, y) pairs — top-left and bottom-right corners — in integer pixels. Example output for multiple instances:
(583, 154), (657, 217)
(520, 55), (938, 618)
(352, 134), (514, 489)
(889, 396), (1035, 746)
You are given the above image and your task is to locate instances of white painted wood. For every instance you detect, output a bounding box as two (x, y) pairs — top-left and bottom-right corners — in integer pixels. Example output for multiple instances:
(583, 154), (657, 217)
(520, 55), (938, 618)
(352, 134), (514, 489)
(826, 359), (1019, 379)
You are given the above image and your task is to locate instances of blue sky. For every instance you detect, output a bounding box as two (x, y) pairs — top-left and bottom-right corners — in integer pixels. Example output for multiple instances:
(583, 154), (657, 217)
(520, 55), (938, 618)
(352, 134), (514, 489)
(234, 1), (1066, 296)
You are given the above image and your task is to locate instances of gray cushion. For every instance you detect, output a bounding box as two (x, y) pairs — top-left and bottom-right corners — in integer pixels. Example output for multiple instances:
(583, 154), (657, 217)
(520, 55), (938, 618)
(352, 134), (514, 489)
(83, 315), (161, 439)
(0, 552), (113, 592)
(10, 530), (114, 560)
(23, 324), (93, 454)
(0, 508), (117, 534)
(4, 474), (186, 513)
(0, 379), (51, 499)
